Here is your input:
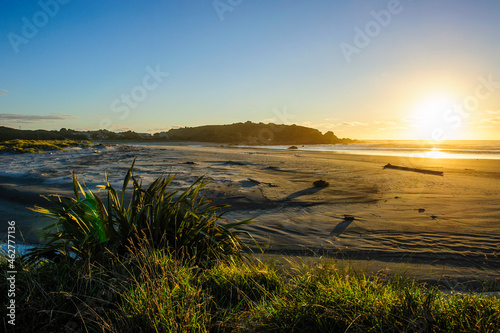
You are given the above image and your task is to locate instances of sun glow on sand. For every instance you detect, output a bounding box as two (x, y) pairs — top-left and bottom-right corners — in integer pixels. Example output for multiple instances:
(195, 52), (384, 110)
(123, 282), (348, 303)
(409, 95), (463, 141)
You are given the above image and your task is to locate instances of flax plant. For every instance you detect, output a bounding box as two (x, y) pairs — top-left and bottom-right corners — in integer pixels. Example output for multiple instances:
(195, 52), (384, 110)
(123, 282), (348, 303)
(25, 159), (254, 266)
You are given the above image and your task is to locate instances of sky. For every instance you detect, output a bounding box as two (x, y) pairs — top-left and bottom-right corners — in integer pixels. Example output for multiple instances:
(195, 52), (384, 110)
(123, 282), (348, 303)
(1, 0), (500, 140)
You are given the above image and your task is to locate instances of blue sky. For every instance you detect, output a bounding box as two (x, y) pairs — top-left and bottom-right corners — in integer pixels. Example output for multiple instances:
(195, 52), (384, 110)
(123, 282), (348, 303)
(1, 0), (500, 139)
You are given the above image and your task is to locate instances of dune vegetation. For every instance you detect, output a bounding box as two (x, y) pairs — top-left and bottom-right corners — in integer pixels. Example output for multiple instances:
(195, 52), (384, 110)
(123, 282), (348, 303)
(1, 161), (499, 332)
(0, 139), (91, 154)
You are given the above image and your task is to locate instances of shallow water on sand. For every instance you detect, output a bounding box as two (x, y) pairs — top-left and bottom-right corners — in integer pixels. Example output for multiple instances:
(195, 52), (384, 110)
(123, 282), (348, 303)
(1, 142), (499, 285)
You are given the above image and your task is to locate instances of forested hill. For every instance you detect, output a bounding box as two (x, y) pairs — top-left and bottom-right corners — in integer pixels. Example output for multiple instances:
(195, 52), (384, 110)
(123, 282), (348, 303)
(166, 122), (351, 144)
(0, 122), (354, 144)
(0, 126), (89, 141)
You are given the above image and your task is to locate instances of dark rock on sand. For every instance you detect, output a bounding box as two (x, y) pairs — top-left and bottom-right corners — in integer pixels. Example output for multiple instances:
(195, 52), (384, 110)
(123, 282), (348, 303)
(313, 179), (329, 187)
(225, 161), (245, 165)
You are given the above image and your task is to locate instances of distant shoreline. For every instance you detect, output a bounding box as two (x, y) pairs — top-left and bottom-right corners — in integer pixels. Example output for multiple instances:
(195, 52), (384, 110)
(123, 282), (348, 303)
(0, 122), (356, 145)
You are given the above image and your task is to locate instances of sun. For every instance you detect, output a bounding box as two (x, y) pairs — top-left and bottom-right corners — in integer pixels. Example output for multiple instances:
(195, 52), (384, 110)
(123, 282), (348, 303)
(409, 94), (462, 141)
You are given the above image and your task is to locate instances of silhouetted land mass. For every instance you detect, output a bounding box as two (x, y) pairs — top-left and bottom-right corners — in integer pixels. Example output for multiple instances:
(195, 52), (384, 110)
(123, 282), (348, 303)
(0, 126), (87, 140)
(165, 122), (354, 144)
(0, 122), (355, 144)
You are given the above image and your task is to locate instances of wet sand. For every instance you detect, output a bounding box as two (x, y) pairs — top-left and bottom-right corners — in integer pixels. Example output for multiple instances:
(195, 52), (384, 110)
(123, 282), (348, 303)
(169, 145), (500, 286)
(1, 144), (499, 286)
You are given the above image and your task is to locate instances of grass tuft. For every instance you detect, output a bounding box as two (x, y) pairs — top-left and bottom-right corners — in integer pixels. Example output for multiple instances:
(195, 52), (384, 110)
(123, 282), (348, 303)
(2, 248), (500, 332)
(25, 159), (254, 267)
(0, 139), (91, 153)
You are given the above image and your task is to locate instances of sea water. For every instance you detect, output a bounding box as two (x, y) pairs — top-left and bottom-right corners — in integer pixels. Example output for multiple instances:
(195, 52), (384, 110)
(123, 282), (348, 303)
(237, 140), (500, 160)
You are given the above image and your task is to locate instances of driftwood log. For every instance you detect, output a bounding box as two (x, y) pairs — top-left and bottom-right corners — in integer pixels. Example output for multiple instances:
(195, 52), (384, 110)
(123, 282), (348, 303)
(383, 163), (443, 176)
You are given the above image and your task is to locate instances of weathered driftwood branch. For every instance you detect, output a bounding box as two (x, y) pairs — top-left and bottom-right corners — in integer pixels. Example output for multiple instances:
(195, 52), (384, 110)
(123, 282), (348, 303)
(383, 163), (443, 176)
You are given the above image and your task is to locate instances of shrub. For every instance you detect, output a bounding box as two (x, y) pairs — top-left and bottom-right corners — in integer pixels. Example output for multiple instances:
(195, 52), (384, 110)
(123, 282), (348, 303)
(25, 159), (254, 267)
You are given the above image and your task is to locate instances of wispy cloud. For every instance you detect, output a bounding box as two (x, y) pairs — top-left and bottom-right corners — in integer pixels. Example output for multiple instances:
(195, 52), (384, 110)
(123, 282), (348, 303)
(372, 120), (406, 132)
(146, 126), (182, 134)
(340, 121), (368, 126)
(295, 121), (335, 131)
(0, 113), (78, 123)
(111, 126), (135, 132)
(375, 126), (407, 131)
(0, 89), (7, 96)
(374, 121), (397, 126)
(402, 117), (417, 123)
(480, 117), (500, 125)
(297, 121), (370, 130)
(486, 110), (500, 115)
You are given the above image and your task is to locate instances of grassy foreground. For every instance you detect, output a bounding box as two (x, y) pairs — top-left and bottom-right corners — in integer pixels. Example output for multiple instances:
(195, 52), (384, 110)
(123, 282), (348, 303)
(0, 139), (91, 153)
(1, 249), (499, 332)
(1, 162), (499, 332)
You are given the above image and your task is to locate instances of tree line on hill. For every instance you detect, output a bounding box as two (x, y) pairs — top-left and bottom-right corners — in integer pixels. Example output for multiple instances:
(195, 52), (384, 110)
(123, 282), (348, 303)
(0, 122), (354, 145)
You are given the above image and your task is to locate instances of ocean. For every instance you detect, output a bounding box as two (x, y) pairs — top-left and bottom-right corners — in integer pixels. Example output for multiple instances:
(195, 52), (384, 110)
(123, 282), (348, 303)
(237, 140), (500, 160)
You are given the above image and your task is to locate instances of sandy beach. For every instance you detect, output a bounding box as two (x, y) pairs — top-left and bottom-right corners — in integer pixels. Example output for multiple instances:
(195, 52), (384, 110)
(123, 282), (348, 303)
(194, 146), (500, 285)
(1, 144), (499, 287)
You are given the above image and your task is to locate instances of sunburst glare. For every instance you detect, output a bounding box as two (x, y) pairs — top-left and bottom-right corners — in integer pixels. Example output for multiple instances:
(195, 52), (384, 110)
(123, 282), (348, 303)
(409, 95), (463, 141)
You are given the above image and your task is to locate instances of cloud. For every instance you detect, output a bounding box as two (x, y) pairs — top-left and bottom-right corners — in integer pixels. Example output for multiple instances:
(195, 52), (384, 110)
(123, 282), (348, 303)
(0, 89), (7, 97)
(376, 126), (407, 131)
(0, 113), (78, 123)
(480, 117), (500, 125)
(486, 110), (500, 115)
(340, 121), (368, 126)
(146, 126), (182, 133)
(374, 121), (397, 126)
(372, 120), (406, 132)
(402, 117), (417, 123)
(314, 122), (339, 128)
(110, 126), (135, 132)
(303, 121), (369, 131)
(72, 126), (95, 131)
